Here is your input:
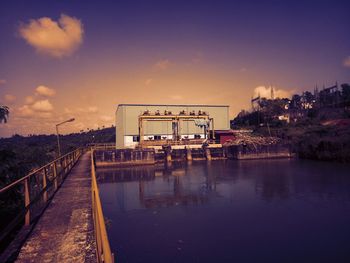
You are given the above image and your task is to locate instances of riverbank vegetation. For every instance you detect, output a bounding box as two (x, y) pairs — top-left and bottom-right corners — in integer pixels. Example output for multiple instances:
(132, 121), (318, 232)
(232, 83), (350, 162)
(0, 127), (115, 237)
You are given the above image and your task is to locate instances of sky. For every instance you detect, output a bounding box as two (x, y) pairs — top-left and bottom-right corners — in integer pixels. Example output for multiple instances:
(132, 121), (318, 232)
(0, 0), (349, 137)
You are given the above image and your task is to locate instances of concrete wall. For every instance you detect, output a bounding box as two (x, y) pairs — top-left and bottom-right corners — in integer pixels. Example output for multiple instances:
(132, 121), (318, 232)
(116, 104), (230, 148)
(116, 105), (125, 148)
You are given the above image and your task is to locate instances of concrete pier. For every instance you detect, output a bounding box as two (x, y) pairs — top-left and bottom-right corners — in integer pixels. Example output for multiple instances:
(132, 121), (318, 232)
(16, 153), (96, 263)
(94, 148), (155, 167)
(186, 147), (192, 161)
(205, 147), (212, 161)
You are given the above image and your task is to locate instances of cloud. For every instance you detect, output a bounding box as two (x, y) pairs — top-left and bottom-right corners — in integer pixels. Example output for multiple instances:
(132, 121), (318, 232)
(35, 85), (56, 97)
(17, 105), (34, 117)
(31, 99), (54, 112)
(87, 106), (98, 113)
(64, 107), (72, 114)
(100, 115), (113, 122)
(18, 14), (84, 58)
(154, 59), (171, 70)
(74, 122), (85, 130)
(169, 95), (183, 100)
(343, 56), (350, 67)
(0, 79), (6, 85)
(253, 86), (291, 99)
(36, 112), (53, 118)
(4, 94), (16, 103)
(25, 96), (35, 104)
(78, 106), (99, 113)
(145, 78), (153, 86)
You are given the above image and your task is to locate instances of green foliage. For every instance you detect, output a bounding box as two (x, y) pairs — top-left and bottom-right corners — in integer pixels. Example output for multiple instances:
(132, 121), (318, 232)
(0, 106), (9, 123)
(0, 126), (116, 236)
(0, 127), (116, 182)
(297, 125), (350, 162)
(341, 83), (350, 105)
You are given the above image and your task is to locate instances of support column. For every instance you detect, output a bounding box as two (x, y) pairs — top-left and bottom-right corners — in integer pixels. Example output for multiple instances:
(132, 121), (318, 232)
(163, 145), (172, 163)
(43, 168), (47, 203)
(24, 178), (30, 226)
(186, 147), (192, 162)
(205, 147), (212, 161)
(53, 162), (58, 191)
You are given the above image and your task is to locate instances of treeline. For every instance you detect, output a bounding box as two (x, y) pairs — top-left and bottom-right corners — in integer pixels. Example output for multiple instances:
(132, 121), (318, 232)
(0, 126), (115, 235)
(232, 83), (350, 127)
(231, 83), (350, 162)
(0, 127), (115, 188)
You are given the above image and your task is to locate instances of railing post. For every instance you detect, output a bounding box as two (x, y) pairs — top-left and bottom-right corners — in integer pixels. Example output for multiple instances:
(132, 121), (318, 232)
(68, 154), (71, 170)
(24, 178), (30, 226)
(53, 162), (58, 191)
(43, 168), (48, 203)
(63, 157), (67, 175)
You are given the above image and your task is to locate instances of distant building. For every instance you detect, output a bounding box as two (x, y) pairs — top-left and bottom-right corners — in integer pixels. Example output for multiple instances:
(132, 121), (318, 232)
(115, 104), (230, 148)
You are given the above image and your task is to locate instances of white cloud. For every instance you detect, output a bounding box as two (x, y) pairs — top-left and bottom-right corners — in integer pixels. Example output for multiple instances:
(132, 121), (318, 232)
(100, 115), (113, 122)
(17, 105), (34, 117)
(0, 79), (6, 85)
(253, 86), (291, 99)
(37, 112), (53, 118)
(87, 106), (98, 113)
(35, 85), (56, 97)
(25, 96), (35, 104)
(169, 95), (183, 100)
(343, 56), (350, 67)
(4, 94), (16, 103)
(154, 59), (171, 70)
(18, 14), (84, 58)
(77, 106), (99, 113)
(145, 78), (153, 86)
(74, 122), (85, 130)
(31, 99), (54, 112)
(64, 107), (72, 114)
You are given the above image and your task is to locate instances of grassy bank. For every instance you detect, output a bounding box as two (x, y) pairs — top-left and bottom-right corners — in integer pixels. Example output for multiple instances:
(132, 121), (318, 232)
(255, 122), (350, 162)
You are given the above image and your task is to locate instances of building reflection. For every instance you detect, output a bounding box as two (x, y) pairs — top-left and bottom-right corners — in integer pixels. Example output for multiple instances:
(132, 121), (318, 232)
(98, 159), (350, 210)
(97, 163), (215, 210)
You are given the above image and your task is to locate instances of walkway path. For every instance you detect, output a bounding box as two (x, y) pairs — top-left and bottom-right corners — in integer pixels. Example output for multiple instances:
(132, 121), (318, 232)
(16, 152), (96, 263)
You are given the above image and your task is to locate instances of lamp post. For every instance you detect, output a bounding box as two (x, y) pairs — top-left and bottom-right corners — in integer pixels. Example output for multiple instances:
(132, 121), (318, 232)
(56, 118), (75, 157)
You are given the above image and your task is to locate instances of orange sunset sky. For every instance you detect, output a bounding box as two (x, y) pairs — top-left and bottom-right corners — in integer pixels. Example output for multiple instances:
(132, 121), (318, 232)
(1, 1), (349, 137)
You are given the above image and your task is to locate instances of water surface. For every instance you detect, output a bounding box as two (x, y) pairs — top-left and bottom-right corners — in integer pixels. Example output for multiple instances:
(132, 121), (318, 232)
(98, 159), (350, 263)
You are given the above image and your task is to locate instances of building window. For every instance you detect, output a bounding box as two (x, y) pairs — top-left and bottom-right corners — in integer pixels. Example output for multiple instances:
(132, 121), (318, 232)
(133, 136), (139, 142)
(154, 135), (161, 140)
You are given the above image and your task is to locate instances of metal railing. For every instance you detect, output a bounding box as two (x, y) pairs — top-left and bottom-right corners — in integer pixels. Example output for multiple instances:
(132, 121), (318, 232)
(88, 143), (116, 150)
(91, 150), (114, 263)
(0, 148), (84, 251)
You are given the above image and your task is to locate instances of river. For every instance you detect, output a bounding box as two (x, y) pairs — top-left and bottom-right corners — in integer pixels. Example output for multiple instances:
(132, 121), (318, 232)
(98, 159), (350, 263)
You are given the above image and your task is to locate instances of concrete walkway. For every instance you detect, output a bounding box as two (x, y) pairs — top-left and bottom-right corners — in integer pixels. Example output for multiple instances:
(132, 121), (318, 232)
(16, 152), (96, 263)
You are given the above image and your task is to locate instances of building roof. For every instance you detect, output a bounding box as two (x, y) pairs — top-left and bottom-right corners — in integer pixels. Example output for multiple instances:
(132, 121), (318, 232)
(117, 103), (229, 108)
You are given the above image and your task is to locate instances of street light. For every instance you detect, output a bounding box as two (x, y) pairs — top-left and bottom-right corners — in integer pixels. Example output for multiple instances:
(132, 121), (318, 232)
(56, 118), (75, 157)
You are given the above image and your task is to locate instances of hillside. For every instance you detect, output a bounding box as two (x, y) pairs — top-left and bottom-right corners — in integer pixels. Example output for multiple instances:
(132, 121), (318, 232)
(0, 127), (115, 188)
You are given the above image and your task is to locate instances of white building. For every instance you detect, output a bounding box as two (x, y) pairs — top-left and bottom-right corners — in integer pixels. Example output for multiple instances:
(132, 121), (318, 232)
(116, 104), (230, 148)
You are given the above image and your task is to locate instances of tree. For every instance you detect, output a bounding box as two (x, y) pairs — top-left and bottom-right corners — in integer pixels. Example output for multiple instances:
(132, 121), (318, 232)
(290, 94), (301, 109)
(341, 83), (350, 105)
(303, 91), (314, 104)
(0, 106), (9, 123)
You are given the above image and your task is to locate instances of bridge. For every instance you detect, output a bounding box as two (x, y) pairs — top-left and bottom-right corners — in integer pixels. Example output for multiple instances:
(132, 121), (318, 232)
(0, 149), (114, 262)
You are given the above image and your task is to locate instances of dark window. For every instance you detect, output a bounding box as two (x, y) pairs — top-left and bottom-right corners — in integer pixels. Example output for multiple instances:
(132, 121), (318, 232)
(154, 135), (161, 140)
(133, 136), (139, 142)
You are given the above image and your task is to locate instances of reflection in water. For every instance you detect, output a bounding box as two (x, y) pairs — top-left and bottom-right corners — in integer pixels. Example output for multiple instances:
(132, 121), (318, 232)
(98, 160), (350, 263)
(98, 163), (215, 210)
